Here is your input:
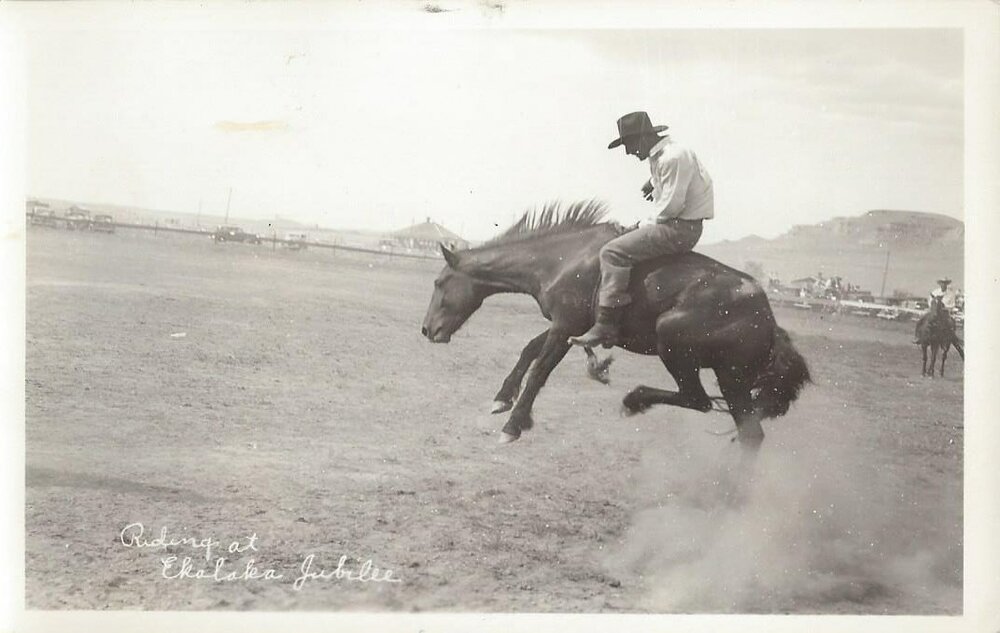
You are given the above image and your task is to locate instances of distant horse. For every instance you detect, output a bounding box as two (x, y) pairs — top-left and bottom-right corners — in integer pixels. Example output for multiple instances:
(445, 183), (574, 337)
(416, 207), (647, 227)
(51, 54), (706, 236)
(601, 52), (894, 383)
(421, 201), (810, 450)
(915, 295), (964, 377)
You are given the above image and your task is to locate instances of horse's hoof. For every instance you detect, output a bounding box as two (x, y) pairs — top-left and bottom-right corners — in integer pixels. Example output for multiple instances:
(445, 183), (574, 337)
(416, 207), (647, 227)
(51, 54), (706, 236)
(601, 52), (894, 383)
(498, 431), (519, 444)
(586, 369), (607, 383)
(620, 404), (638, 417)
(586, 355), (614, 385)
(490, 400), (513, 414)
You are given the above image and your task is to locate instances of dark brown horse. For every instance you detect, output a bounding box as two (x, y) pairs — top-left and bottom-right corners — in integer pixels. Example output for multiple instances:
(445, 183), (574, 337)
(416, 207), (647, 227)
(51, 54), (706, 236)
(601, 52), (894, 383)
(915, 295), (964, 377)
(421, 201), (810, 450)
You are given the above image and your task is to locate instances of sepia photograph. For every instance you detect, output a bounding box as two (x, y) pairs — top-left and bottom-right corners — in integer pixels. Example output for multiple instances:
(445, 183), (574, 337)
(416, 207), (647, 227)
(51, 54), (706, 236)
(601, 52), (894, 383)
(3, 1), (1000, 631)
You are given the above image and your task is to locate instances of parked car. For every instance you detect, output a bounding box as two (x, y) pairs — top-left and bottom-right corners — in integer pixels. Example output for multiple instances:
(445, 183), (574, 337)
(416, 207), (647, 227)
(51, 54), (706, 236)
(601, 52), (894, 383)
(284, 231), (309, 250)
(65, 208), (92, 230)
(92, 214), (116, 233)
(213, 225), (257, 243)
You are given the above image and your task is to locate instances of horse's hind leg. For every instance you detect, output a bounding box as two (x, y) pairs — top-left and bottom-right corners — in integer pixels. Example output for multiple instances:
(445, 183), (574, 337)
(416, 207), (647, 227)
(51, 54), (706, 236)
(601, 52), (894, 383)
(712, 367), (765, 504)
(622, 310), (713, 415)
(622, 382), (713, 415)
(491, 329), (548, 414)
(622, 347), (712, 415)
(716, 368), (764, 451)
(952, 336), (965, 360)
(929, 344), (939, 379)
(921, 344), (929, 376)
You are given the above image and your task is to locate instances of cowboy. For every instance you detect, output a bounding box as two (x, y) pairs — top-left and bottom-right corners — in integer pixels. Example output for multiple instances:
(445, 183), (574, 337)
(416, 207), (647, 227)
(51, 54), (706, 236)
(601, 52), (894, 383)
(569, 111), (713, 348)
(929, 278), (957, 312)
(914, 277), (958, 344)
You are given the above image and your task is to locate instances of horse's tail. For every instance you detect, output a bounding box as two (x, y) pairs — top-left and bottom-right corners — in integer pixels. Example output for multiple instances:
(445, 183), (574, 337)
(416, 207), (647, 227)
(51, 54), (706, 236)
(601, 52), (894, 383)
(752, 326), (811, 418)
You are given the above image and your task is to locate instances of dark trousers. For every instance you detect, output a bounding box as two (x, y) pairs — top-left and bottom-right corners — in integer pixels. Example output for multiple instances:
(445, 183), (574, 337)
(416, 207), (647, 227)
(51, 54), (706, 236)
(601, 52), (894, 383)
(598, 219), (703, 307)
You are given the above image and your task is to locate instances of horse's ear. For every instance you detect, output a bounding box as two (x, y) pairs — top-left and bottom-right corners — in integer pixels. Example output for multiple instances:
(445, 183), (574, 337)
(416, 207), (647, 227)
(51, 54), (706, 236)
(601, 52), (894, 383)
(440, 243), (460, 268)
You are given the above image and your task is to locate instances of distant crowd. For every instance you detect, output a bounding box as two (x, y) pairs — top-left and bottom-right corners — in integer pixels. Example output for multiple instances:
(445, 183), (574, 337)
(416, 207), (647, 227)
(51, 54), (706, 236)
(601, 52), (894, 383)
(766, 271), (965, 315)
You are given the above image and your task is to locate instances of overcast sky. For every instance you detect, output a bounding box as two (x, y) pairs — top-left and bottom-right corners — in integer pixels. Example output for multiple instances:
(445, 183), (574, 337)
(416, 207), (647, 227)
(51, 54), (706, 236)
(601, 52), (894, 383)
(24, 23), (962, 243)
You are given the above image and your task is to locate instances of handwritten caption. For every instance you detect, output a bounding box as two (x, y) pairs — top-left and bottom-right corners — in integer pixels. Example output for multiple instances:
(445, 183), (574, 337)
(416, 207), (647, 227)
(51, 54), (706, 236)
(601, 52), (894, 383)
(119, 523), (402, 590)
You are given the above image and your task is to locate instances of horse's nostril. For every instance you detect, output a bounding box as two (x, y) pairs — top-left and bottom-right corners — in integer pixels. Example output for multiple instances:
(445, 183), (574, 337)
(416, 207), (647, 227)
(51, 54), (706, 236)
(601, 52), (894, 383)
(421, 326), (428, 337)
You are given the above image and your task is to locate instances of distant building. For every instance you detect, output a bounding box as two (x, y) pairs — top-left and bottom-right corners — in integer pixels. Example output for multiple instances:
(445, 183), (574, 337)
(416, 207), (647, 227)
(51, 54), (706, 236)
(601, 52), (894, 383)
(789, 276), (818, 290)
(26, 199), (50, 214)
(386, 218), (469, 252)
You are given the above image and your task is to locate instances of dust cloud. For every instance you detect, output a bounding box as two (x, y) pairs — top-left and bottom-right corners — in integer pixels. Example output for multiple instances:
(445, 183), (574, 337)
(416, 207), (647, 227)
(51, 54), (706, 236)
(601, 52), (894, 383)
(605, 395), (961, 614)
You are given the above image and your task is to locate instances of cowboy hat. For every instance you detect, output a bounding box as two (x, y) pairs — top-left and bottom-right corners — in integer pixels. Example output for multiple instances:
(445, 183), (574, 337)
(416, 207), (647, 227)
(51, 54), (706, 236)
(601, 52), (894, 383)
(937, 278), (952, 284)
(607, 111), (668, 149)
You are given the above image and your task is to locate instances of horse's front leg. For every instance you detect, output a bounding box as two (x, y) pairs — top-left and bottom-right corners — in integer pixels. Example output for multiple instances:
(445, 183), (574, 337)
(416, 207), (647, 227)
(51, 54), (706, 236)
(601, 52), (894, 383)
(939, 344), (949, 377)
(491, 329), (549, 414)
(499, 330), (572, 443)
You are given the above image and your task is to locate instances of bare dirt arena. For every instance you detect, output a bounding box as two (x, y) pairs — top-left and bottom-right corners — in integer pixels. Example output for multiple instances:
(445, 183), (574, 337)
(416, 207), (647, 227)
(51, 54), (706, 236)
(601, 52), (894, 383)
(25, 227), (962, 613)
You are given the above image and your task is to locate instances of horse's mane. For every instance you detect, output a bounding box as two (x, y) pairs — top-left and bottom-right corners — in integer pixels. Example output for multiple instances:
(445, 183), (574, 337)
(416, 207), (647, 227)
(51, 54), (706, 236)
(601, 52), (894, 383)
(484, 199), (612, 247)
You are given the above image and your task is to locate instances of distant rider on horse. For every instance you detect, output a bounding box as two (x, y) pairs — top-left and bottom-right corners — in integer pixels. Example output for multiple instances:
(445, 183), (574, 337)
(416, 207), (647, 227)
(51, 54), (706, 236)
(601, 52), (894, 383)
(569, 111), (714, 348)
(929, 278), (957, 313)
(914, 277), (957, 344)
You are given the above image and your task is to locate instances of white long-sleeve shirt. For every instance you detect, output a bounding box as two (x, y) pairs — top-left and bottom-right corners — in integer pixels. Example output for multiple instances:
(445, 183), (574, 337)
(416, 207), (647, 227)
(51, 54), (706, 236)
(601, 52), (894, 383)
(648, 136), (714, 222)
(929, 287), (957, 310)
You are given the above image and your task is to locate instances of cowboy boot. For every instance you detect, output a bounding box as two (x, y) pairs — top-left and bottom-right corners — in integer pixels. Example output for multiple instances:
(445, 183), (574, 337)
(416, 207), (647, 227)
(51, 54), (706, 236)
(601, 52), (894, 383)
(569, 306), (626, 349)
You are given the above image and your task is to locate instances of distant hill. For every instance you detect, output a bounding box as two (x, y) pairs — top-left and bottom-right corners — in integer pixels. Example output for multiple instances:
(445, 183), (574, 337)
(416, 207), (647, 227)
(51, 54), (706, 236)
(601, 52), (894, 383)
(699, 210), (964, 297)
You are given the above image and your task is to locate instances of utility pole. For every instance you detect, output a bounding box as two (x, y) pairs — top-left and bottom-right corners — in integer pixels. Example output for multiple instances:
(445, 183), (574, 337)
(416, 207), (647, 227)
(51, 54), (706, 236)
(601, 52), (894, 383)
(197, 199), (202, 227)
(879, 249), (891, 298)
(224, 187), (232, 224)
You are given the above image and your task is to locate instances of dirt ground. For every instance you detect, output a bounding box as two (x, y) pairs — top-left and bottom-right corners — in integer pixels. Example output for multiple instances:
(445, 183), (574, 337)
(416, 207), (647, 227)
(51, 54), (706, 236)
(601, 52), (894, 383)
(24, 227), (963, 613)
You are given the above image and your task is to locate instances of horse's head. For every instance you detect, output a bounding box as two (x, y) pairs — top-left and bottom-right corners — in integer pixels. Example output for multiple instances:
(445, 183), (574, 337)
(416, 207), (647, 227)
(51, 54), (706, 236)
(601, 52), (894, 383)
(421, 245), (491, 343)
(929, 294), (945, 316)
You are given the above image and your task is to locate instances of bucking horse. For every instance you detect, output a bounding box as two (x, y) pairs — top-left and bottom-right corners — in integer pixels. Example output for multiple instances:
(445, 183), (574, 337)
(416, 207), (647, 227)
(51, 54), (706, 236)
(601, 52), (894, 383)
(421, 200), (810, 451)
